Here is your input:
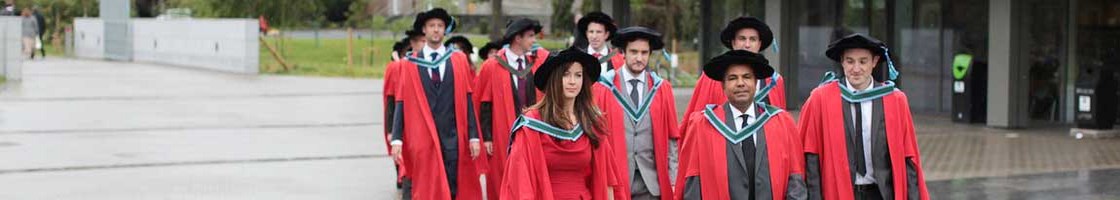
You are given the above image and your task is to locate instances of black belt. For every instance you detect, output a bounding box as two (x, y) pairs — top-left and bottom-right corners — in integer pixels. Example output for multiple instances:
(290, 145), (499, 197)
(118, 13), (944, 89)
(854, 184), (878, 192)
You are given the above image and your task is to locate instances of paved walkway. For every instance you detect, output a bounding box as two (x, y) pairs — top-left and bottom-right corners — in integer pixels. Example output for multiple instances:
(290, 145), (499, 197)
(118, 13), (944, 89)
(1, 58), (1119, 199)
(0, 59), (393, 199)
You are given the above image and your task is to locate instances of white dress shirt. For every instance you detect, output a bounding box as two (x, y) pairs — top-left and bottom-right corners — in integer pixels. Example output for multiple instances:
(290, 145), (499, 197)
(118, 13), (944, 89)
(729, 102), (758, 144)
(588, 45), (611, 74)
(845, 78), (876, 185)
(422, 45), (448, 80)
(621, 68), (648, 98)
(504, 47), (528, 89)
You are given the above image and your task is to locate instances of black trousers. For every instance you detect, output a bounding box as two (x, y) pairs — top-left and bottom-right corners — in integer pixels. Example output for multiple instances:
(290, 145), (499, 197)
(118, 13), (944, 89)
(400, 151), (460, 200)
(443, 149), (459, 199)
(402, 178), (413, 200)
(854, 184), (884, 200)
(37, 34), (44, 58)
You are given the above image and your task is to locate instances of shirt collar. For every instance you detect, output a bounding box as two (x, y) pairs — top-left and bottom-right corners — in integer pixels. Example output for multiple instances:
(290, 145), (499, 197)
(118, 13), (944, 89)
(844, 77), (876, 92)
(587, 45), (609, 56)
(422, 44), (447, 58)
(730, 102), (758, 121)
(621, 68), (647, 83)
(503, 47), (526, 63)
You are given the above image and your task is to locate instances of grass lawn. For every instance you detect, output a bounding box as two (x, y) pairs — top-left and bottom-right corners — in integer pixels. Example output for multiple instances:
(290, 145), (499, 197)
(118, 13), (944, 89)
(259, 37), (393, 78)
(259, 36), (568, 78)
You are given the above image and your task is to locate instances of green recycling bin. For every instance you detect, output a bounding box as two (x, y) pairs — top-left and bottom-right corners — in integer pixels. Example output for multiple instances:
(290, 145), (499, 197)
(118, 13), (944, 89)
(951, 54), (987, 123)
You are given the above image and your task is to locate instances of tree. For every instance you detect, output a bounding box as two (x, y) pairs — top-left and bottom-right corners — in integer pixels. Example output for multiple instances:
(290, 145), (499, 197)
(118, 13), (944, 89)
(489, 0), (503, 41)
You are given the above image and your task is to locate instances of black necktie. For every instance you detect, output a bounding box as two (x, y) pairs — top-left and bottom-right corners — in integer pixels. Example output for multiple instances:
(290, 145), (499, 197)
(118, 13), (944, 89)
(629, 79), (641, 104)
(430, 52), (441, 86)
(741, 114), (757, 199)
(852, 103), (868, 175)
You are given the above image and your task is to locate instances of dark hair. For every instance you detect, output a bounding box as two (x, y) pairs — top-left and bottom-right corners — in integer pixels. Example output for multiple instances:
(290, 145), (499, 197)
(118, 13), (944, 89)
(618, 38), (651, 52)
(529, 61), (605, 147)
(509, 29), (538, 46)
(443, 35), (474, 55)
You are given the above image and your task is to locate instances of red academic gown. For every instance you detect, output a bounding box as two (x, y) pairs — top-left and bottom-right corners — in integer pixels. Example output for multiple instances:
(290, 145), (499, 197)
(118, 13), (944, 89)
(395, 51), (486, 200)
(473, 48), (549, 200)
(798, 81), (930, 200)
(383, 60), (399, 153)
(674, 103), (804, 199)
(500, 110), (626, 200)
(384, 52), (418, 153)
(591, 70), (679, 200)
(531, 48), (552, 66)
(684, 73), (786, 118)
(383, 57), (406, 182)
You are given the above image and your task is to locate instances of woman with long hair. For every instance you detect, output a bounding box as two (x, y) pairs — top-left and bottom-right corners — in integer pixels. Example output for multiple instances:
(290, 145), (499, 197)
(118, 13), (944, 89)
(500, 48), (623, 200)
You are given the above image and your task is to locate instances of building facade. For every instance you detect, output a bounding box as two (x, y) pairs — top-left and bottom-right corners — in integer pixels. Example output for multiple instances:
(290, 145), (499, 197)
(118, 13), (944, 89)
(604, 0), (1120, 128)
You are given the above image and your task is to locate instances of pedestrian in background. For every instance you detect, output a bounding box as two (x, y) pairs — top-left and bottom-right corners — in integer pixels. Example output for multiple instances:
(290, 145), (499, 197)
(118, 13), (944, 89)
(20, 8), (38, 59)
(32, 5), (46, 59)
(0, 3), (14, 16)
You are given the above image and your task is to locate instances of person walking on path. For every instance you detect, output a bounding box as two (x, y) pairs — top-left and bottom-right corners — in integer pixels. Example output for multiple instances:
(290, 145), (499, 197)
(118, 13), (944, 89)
(32, 5), (45, 59)
(20, 8), (38, 59)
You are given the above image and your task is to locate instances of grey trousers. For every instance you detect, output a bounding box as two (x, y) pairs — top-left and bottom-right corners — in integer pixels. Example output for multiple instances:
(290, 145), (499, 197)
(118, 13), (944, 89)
(631, 169), (660, 200)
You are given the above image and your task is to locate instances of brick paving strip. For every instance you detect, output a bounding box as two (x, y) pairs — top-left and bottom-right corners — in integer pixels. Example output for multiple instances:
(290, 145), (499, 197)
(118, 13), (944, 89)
(914, 114), (1120, 181)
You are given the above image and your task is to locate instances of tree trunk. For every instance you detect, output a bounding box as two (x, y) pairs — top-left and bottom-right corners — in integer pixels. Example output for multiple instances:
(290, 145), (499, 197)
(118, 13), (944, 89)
(489, 0), (503, 41)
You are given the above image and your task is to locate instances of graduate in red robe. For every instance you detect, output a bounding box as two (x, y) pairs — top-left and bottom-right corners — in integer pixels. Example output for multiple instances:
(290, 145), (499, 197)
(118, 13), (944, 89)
(501, 48), (626, 200)
(675, 50), (807, 200)
(390, 8), (485, 200)
(384, 37), (405, 154)
(384, 30), (426, 191)
(684, 17), (787, 126)
(474, 17), (550, 200)
(385, 30), (426, 154)
(573, 11), (626, 75)
(390, 37), (409, 62)
(479, 42), (503, 64)
(591, 26), (678, 200)
(799, 33), (929, 200)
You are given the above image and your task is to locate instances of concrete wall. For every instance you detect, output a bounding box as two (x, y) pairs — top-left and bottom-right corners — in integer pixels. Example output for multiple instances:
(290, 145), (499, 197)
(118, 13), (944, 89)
(0, 16), (22, 81)
(72, 18), (259, 74)
(74, 18), (104, 59)
(132, 19), (259, 74)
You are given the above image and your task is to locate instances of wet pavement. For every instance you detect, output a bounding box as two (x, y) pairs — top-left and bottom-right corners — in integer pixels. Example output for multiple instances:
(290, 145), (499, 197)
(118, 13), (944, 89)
(0, 58), (1116, 199)
(914, 117), (1120, 200)
(927, 168), (1120, 200)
